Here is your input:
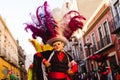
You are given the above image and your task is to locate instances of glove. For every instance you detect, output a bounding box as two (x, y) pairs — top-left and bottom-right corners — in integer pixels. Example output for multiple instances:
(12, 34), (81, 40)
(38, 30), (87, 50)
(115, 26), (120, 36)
(67, 70), (74, 75)
(44, 61), (51, 67)
(42, 58), (51, 67)
(35, 52), (42, 57)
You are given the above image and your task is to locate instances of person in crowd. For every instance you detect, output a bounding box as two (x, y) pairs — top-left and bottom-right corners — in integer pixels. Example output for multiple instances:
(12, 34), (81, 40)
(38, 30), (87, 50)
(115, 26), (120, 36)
(112, 64), (120, 80)
(98, 62), (110, 80)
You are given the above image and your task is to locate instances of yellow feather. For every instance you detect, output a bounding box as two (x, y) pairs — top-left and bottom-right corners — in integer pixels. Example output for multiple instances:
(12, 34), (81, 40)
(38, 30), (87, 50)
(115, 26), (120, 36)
(28, 39), (53, 52)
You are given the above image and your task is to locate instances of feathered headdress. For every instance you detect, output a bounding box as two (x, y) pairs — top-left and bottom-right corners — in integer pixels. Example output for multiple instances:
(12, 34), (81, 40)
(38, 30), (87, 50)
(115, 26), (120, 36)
(59, 10), (86, 40)
(25, 1), (57, 44)
(25, 1), (86, 45)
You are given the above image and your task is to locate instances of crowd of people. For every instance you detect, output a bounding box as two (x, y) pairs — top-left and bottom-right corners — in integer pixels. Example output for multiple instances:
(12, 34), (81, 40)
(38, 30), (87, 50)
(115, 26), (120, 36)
(63, 63), (120, 80)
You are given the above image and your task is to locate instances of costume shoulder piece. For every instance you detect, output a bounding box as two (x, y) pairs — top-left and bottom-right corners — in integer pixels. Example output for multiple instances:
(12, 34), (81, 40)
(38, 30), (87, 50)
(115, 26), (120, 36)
(42, 50), (54, 59)
(65, 51), (73, 61)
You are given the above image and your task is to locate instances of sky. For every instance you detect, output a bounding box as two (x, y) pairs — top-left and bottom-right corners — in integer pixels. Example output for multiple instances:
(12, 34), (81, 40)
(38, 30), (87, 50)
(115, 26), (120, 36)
(0, 0), (65, 54)
(0, 0), (66, 69)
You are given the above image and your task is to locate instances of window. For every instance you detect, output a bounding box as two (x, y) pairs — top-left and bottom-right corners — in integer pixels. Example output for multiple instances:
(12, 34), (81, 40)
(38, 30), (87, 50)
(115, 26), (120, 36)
(103, 21), (111, 44)
(86, 38), (90, 43)
(98, 26), (104, 47)
(98, 27), (103, 39)
(91, 33), (97, 52)
(79, 43), (83, 53)
(114, 2), (120, 19)
(103, 21), (110, 36)
(85, 38), (92, 55)
(66, 2), (69, 9)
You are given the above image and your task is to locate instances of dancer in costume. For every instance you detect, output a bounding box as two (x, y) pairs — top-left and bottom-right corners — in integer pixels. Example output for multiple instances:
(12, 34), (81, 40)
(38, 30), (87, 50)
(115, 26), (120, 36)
(25, 1), (85, 80)
(37, 35), (78, 80)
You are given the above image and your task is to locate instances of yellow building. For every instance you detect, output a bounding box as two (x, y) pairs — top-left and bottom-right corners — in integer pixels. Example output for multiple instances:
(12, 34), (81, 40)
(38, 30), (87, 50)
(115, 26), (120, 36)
(0, 58), (20, 79)
(0, 15), (20, 79)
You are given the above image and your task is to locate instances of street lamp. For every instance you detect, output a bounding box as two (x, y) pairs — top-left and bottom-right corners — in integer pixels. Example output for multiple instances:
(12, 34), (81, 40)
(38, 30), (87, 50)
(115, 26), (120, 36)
(71, 36), (79, 60)
(84, 42), (92, 72)
(19, 61), (24, 80)
(19, 61), (24, 65)
(84, 42), (92, 56)
(71, 36), (83, 73)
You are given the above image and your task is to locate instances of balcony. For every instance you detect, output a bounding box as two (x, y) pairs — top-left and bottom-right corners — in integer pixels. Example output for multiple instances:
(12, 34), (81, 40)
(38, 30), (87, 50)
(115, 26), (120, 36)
(95, 35), (113, 53)
(85, 34), (113, 58)
(98, 35), (111, 49)
(84, 43), (92, 57)
(92, 45), (97, 52)
(110, 15), (120, 34)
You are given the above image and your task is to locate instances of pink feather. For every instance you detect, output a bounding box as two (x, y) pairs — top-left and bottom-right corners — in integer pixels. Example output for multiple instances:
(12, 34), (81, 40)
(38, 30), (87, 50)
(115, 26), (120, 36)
(61, 10), (86, 40)
(25, 2), (86, 44)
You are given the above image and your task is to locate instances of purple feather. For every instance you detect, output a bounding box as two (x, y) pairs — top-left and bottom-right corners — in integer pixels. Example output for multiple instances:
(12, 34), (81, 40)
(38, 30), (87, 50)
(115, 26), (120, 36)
(25, 1), (57, 43)
(24, 1), (86, 43)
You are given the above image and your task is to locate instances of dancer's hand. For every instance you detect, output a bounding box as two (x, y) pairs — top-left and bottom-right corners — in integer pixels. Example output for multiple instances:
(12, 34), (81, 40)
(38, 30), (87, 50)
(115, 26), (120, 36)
(44, 60), (51, 67)
(42, 59), (51, 67)
(67, 70), (74, 75)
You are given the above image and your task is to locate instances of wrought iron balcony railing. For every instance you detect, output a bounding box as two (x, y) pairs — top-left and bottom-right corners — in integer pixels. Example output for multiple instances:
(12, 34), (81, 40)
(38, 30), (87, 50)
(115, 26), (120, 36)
(85, 35), (112, 57)
(97, 35), (111, 50)
(109, 14), (120, 34)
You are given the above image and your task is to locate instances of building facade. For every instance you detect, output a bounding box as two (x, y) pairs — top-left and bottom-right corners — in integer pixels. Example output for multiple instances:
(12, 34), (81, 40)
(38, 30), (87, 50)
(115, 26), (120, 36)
(0, 15), (26, 80)
(65, 0), (120, 80)
(17, 40), (27, 80)
(110, 0), (120, 64)
(83, 0), (118, 79)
